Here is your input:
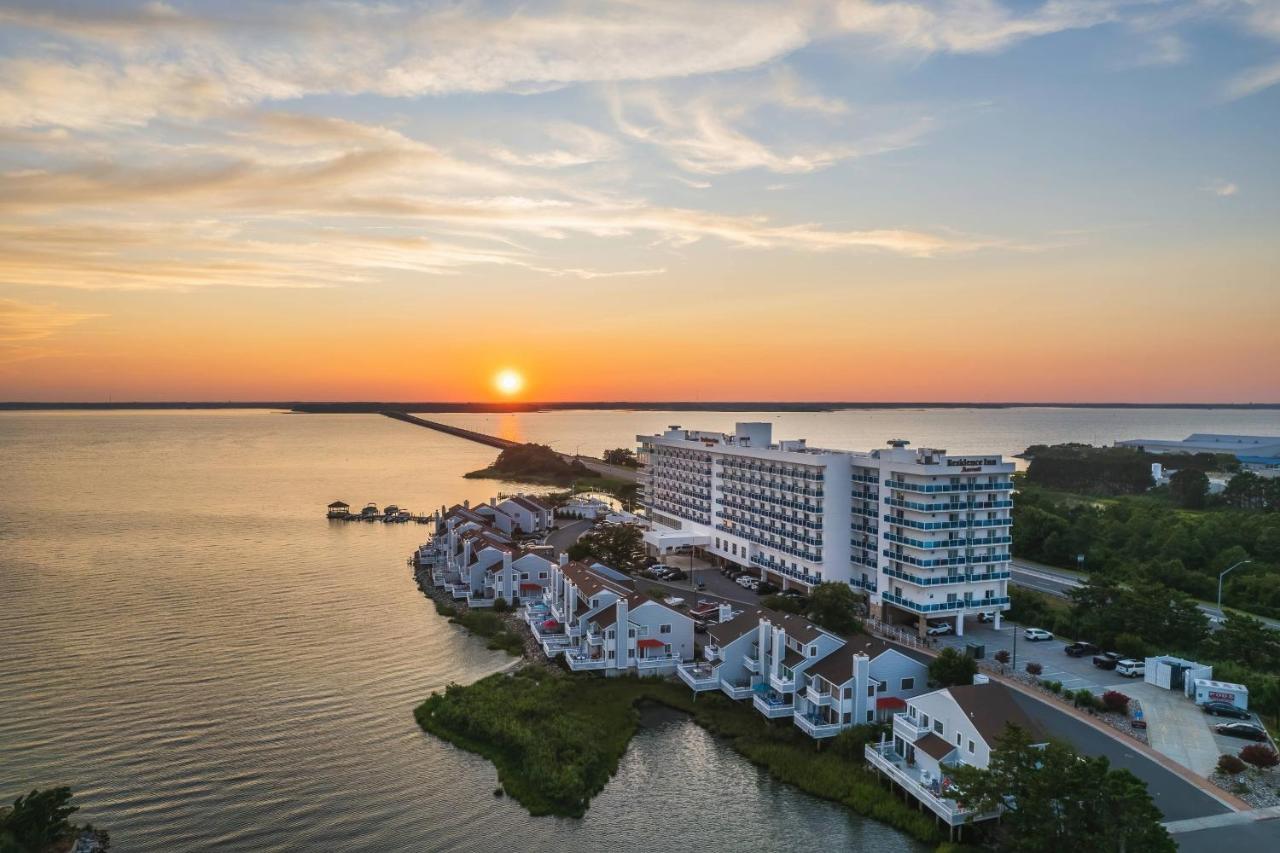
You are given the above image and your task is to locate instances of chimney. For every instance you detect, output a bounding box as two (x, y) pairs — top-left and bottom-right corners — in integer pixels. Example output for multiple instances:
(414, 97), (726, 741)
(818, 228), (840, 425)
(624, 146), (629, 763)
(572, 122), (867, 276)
(463, 499), (470, 509)
(718, 603), (733, 623)
(559, 552), (569, 566)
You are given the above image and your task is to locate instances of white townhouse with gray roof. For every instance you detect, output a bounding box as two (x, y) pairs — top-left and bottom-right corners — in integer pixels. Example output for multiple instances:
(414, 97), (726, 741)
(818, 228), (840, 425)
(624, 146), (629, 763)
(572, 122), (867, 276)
(524, 559), (694, 675)
(865, 679), (1048, 827)
(678, 606), (929, 739)
(638, 422), (1014, 637)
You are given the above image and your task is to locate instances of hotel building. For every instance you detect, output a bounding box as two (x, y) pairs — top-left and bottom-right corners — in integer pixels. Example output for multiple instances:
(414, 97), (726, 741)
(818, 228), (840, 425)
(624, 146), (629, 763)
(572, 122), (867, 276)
(637, 423), (1014, 636)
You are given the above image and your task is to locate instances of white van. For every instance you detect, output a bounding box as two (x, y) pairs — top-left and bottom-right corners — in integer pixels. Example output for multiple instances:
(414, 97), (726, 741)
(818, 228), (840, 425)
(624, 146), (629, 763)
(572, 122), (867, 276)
(1117, 659), (1145, 678)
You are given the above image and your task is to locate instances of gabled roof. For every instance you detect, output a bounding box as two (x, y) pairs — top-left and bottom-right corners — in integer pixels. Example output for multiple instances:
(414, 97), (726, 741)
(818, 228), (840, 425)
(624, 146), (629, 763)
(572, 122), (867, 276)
(766, 611), (834, 645)
(807, 635), (902, 686)
(915, 733), (956, 761)
(945, 682), (1047, 747)
(559, 561), (634, 597)
(707, 608), (764, 646)
(508, 494), (553, 514)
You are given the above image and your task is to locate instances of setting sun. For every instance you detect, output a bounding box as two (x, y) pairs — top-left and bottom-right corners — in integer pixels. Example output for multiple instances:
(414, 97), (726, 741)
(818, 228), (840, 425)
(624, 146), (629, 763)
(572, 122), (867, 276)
(493, 369), (524, 396)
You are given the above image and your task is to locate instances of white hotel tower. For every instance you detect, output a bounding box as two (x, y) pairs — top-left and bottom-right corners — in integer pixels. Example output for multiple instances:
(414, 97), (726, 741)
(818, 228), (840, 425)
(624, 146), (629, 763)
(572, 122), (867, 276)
(637, 423), (1014, 637)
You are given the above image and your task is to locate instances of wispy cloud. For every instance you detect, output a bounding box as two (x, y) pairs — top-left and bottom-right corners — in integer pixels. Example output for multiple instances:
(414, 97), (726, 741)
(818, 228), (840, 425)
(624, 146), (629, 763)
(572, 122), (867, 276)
(608, 69), (928, 175)
(0, 297), (101, 363)
(1203, 178), (1239, 197)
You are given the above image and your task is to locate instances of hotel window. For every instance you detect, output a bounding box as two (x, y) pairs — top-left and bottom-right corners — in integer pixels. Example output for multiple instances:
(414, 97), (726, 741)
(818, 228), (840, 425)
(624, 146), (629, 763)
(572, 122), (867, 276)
(955, 733), (962, 746)
(901, 677), (914, 691)
(867, 685), (875, 697)
(919, 713), (929, 727)
(606, 651), (614, 660)
(968, 740), (975, 754)
(867, 710), (874, 722)
(877, 682), (886, 693)
(933, 720), (944, 735)
(660, 624), (672, 635)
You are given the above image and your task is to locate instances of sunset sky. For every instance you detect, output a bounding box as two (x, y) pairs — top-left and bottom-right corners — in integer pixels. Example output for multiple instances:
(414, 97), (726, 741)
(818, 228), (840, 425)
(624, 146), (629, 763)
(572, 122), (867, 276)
(0, 0), (1277, 403)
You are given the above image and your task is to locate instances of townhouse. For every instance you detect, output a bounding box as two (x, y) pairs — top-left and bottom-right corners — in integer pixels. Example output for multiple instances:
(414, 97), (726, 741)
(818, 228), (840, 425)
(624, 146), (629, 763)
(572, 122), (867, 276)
(418, 501), (556, 607)
(864, 679), (1048, 827)
(677, 607), (930, 739)
(638, 423), (1014, 637)
(525, 559), (694, 675)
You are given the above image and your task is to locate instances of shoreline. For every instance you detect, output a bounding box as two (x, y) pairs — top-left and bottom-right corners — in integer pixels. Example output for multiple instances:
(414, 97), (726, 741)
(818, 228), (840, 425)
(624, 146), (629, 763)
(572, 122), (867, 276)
(408, 551), (948, 845)
(4, 401), (1277, 412)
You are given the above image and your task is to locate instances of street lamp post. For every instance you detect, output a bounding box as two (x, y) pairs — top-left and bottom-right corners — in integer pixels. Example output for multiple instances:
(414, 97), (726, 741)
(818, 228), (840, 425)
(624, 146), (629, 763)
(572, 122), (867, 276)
(1217, 560), (1254, 616)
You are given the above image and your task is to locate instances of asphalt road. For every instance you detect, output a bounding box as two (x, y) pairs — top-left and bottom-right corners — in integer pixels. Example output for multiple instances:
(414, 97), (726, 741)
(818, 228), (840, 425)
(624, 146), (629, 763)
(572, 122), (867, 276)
(1007, 689), (1232, 822)
(1009, 559), (1280, 631)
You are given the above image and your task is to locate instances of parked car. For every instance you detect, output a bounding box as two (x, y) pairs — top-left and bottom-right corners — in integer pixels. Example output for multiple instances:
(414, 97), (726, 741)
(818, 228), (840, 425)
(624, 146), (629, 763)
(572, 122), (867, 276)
(977, 612), (998, 623)
(926, 622), (954, 637)
(1023, 628), (1053, 642)
(1064, 641), (1099, 657)
(1116, 659), (1145, 678)
(1092, 652), (1122, 670)
(756, 581), (779, 596)
(780, 588), (805, 598)
(1215, 722), (1268, 741)
(665, 569), (688, 581)
(1202, 701), (1252, 720)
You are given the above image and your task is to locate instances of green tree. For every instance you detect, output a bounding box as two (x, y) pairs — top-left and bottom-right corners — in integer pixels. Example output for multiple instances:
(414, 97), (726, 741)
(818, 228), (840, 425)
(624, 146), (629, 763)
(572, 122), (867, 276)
(566, 524), (645, 572)
(0, 787), (78, 852)
(806, 582), (862, 634)
(601, 448), (638, 468)
(928, 647), (976, 687)
(949, 726), (1174, 853)
(1207, 614), (1280, 671)
(1169, 469), (1209, 509)
(760, 594), (805, 614)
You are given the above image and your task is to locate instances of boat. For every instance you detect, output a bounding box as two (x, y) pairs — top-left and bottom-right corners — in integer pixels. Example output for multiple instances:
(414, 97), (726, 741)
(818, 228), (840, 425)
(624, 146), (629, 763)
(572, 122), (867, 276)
(360, 502), (379, 520)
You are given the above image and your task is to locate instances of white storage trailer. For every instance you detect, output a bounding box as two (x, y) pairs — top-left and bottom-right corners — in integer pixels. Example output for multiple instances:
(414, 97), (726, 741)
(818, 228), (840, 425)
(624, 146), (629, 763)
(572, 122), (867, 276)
(1144, 655), (1212, 695)
(1192, 679), (1249, 710)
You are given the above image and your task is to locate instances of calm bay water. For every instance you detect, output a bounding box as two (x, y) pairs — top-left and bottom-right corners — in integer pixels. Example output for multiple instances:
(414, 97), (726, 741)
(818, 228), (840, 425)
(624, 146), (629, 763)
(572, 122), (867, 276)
(432, 407), (1280, 464)
(1, 411), (926, 852)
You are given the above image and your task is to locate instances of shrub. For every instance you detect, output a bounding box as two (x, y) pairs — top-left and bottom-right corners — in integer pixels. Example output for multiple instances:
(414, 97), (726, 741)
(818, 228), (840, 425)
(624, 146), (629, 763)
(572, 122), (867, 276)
(929, 647), (978, 687)
(1101, 690), (1131, 714)
(993, 650), (1010, 666)
(1217, 754), (1247, 775)
(830, 723), (890, 761)
(434, 600), (458, 618)
(1025, 662), (1043, 676)
(1239, 744), (1280, 769)
(493, 596), (509, 613)
(1073, 689), (1099, 710)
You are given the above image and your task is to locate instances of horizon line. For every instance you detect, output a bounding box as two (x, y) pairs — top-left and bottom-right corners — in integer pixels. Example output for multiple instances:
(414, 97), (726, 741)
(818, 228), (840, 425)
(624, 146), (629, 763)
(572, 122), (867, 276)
(2, 400), (1278, 411)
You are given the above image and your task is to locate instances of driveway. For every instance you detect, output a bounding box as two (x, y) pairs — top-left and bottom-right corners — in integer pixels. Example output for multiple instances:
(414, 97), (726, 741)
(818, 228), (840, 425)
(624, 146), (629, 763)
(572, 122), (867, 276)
(1122, 681), (1222, 776)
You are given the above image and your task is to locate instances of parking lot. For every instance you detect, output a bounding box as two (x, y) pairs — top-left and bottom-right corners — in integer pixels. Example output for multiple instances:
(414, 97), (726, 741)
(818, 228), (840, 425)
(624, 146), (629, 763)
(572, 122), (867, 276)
(933, 619), (1132, 695)
(934, 620), (1276, 777)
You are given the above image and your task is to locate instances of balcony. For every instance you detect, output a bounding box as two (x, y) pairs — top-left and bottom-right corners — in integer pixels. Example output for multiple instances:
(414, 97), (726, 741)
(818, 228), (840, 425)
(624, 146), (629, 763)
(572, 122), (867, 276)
(743, 654), (761, 673)
(567, 653), (610, 672)
(805, 685), (836, 707)
(720, 678), (754, 700)
(885, 480), (1014, 494)
(678, 662), (720, 691)
(893, 712), (930, 742)
(636, 655), (680, 673)
(769, 669), (797, 693)
(467, 596), (496, 608)
(864, 744), (994, 826)
(882, 567), (1012, 588)
(752, 690), (795, 718)
(881, 592), (1011, 614)
(795, 713), (845, 739)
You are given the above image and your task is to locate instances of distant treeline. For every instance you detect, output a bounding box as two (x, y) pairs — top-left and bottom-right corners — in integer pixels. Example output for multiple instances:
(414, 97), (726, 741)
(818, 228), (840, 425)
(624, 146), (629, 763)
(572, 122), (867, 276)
(1023, 443), (1240, 495)
(3, 401), (1278, 412)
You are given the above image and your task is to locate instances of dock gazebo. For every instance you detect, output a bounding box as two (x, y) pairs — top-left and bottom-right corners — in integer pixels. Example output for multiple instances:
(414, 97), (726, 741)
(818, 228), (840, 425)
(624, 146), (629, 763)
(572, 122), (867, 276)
(327, 501), (350, 518)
